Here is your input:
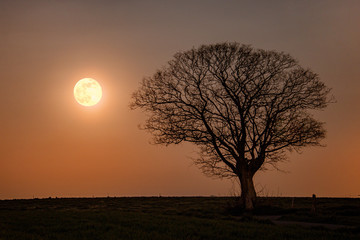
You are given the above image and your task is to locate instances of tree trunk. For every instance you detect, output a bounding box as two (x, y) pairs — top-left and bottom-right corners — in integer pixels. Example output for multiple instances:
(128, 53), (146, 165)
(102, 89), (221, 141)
(239, 171), (256, 211)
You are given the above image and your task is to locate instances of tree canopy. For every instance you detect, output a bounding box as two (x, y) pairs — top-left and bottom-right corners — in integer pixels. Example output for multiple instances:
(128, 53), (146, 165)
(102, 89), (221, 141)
(131, 43), (332, 209)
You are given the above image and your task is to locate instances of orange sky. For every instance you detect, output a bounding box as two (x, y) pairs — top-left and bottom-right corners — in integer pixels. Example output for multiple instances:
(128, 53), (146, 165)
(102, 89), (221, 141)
(1, 0), (359, 199)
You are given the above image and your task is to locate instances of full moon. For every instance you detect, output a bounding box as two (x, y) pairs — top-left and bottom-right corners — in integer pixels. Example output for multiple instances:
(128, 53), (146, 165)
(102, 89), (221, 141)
(74, 78), (102, 107)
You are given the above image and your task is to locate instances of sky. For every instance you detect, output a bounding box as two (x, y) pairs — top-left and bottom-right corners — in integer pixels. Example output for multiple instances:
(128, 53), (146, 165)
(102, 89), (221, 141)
(0, 0), (359, 199)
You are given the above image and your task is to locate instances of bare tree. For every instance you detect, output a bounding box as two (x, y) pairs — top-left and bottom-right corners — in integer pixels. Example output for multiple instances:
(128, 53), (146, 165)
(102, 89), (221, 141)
(130, 43), (332, 210)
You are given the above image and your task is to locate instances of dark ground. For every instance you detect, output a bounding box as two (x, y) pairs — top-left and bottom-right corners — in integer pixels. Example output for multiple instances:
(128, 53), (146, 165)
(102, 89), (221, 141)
(0, 197), (359, 239)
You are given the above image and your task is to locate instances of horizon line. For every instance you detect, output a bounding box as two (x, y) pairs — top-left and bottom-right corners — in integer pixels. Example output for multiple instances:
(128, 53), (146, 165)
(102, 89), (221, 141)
(1, 194), (359, 201)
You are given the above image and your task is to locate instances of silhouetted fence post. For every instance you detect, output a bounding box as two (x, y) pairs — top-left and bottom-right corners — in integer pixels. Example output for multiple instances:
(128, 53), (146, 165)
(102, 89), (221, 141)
(311, 194), (317, 213)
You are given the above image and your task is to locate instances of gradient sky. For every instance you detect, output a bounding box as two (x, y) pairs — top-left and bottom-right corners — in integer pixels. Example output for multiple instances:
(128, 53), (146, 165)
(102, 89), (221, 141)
(1, 0), (359, 199)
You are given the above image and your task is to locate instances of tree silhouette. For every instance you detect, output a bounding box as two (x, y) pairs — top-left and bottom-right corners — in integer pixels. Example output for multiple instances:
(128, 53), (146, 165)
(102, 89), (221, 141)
(131, 43), (332, 210)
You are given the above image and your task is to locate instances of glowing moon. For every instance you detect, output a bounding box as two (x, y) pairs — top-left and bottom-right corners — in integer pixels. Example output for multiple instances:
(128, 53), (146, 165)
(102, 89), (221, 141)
(74, 78), (102, 107)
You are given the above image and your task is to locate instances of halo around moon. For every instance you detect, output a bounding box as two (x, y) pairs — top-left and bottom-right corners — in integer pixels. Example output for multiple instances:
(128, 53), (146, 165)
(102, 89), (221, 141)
(74, 78), (102, 107)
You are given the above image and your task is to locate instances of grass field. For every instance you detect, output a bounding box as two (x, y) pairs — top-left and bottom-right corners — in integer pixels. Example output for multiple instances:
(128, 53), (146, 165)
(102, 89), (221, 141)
(0, 197), (359, 239)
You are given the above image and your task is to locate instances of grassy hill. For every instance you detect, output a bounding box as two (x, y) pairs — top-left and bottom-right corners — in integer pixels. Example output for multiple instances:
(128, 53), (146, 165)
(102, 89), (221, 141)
(0, 197), (359, 239)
